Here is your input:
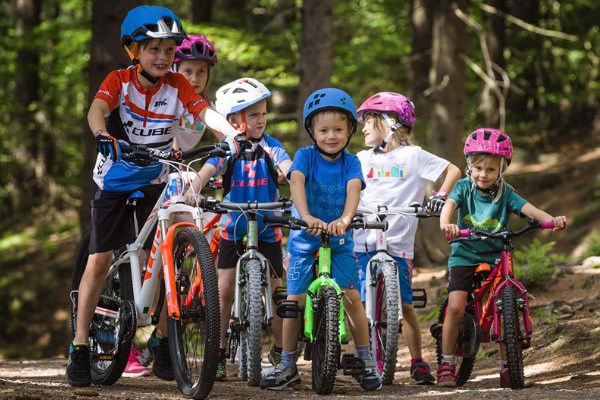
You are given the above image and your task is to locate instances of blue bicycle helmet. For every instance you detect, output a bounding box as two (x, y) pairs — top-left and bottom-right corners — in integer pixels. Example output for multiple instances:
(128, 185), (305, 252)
(302, 88), (357, 158)
(120, 6), (187, 47)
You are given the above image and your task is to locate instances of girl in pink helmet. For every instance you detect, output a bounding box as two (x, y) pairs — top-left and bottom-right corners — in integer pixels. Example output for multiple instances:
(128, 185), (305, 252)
(172, 34), (219, 150)
(354, 92), (462, 385)
(437, 128), (566, 388)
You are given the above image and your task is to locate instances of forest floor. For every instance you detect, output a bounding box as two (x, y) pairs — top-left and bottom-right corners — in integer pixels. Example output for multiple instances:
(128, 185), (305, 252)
(1, 261), (599, 400)
(1, 144), (599, 399)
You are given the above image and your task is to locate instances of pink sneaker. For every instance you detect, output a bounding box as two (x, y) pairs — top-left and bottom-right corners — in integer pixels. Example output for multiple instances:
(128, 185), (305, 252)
(436, 362), (456, 387)
(123, 348), (151, 377)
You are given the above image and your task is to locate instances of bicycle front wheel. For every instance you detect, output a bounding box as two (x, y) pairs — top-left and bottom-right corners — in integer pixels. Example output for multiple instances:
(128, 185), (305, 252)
(71, 231), (135, 386)
(311, 286), (340, 395)
(168, 227), (221, 399)
(371, 261), (399, 385)
(240, 259), (264, 386)
(501, 286), (525, 389)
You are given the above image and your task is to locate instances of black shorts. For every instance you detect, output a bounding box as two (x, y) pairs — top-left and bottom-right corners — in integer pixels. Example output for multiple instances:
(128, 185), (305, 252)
(447, 266), (476, 293)
(89, 185), (164, 254)
(217, 239), (284, 279)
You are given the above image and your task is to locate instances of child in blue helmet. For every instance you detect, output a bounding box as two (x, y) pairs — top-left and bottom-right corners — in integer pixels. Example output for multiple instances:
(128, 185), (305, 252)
(66, 5), (239, 388)
(260, 88), (382, 392)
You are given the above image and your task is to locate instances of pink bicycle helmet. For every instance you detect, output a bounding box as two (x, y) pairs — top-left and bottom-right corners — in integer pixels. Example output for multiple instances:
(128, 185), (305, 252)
(356, 92), (416, 128)
(174, 34), (217, 66)
(463, 128), (513, 163)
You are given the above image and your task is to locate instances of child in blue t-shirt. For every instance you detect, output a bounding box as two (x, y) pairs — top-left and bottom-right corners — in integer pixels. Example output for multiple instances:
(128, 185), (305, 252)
(260, 88), (382, 392)
(187, 78), (291, 380)
(437, 128), (566, 388)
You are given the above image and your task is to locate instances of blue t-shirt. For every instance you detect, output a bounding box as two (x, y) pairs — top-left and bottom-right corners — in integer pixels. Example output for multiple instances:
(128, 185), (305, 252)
(207, 133), (290, 242)
(448, 178), (528, 268)
(287, 146), (365, 254)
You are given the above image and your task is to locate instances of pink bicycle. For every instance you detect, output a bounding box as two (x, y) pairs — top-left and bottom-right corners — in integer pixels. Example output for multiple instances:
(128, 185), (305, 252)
(430, 219), (566, 389)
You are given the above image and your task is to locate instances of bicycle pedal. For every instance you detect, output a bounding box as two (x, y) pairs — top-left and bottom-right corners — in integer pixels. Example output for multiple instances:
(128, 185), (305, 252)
(430, 322), (442, 339)
(272, 286), (288, 303)
(340, 354), (364, 376)
(276, 300), (302, 319)
(412, 288), (428, 308)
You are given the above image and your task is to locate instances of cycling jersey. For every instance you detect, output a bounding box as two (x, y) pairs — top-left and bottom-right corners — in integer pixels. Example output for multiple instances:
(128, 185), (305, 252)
(93, 66), (209, 191)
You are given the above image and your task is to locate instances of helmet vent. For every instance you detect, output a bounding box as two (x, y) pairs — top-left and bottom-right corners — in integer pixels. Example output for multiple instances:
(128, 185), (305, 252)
(232, 88), (248, 94)
(483, 130), (492, 140)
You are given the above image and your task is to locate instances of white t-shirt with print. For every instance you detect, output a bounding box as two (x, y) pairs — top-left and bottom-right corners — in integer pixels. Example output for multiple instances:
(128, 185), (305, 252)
(353, 145), (449, 259)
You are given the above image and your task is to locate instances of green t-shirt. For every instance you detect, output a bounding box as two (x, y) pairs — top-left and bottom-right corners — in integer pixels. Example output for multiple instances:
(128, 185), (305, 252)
(448, 178), (527, 268)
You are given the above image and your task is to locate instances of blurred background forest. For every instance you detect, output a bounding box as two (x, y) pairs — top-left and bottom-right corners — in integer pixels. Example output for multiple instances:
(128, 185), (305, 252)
(0, 0), (598, 357)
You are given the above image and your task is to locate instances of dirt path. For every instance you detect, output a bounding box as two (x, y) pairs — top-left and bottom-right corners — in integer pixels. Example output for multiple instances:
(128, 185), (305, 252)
(2, 265), (599, 400)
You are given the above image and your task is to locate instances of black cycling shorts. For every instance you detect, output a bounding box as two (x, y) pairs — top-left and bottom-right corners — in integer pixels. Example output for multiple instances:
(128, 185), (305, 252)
(447, 266), (476, 293)
(217, 239), (284, 279)
(89, 185), (163, 254)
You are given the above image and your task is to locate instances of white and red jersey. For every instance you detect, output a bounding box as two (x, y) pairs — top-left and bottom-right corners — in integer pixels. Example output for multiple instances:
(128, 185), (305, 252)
(93, 66), (209, 191)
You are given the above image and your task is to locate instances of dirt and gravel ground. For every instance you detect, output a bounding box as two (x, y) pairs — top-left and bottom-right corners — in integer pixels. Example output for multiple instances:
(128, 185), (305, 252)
(1, 262), (599, 400)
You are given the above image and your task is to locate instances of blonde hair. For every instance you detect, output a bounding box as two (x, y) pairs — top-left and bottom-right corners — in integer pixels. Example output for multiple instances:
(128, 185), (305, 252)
(466, 153), (508, 203)
(310, 110), (353, 134)
(363, 112), (411, 147)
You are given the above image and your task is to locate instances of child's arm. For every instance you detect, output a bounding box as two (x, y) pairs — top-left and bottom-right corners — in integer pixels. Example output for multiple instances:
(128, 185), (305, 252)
(439, 198), (459, 239)
(428, 163), (462, 213)
(87, 98), (109, 134)
(277, 159), (293, 184)
(185, 163), (217, 204)
(520, 203), (567, 231)
(290, 170), (327, 236)
(328, 178), (362, 237)
(198, 107), (237, 140)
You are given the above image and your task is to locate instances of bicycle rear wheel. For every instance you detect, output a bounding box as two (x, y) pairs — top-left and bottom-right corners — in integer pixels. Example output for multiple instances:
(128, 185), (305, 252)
(311, 286), (340, 395)
(70, 231), (135, 386)
(371, 261), (399, 385)
(240, 259), (264, 386)
(501, 286), (525, 389)
(433, 298), (478, 386)
(168, 227), (221, 399)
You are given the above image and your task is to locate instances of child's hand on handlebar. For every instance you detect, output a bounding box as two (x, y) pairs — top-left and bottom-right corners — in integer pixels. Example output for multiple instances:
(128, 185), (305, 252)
(551, 216), (567, 231)
(304, 215), (327, 236)
(327, 215), (351, 237)
(441, 223), (459, 240)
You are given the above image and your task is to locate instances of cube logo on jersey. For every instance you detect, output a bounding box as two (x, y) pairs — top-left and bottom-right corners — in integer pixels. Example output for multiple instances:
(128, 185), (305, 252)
(231, 160), (268, 187)
(366, 164), (406, 179)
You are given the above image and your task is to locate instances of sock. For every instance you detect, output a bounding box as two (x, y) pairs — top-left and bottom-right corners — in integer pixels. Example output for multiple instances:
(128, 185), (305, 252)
(282, 350), (297, 368)
(411, 358), (424, 366)
(355, 344), (372, 361)
(441, 354), (455, 365)
(72, 341), (88, 347)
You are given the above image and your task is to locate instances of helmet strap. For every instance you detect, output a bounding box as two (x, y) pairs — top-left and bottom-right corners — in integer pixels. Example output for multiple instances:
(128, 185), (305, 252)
(375, 113), (401, 153)
(124, 43), (161, 86)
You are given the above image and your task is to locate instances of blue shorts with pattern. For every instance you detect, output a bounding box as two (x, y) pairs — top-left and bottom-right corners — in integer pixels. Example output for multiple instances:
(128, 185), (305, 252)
(286, 241), (360, 296)
(355, 251), (414, 304)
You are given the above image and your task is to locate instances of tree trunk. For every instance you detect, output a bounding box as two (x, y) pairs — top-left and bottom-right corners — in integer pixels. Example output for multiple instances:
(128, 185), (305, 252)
(295, 0), (333, 147)
(481, 0), (506, 127)
(11, 0), (43, 220)
(80, 0), (143, 233)
(192, 0), (213, 23)
(410, 0), (434, 137)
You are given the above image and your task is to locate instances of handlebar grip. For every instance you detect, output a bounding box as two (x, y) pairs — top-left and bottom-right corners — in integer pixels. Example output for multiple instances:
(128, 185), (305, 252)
(263, 215), (292, 225)
(458, 228), (471, 238)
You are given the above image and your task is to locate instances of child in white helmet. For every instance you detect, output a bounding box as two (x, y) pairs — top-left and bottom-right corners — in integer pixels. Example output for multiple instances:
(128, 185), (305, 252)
(187, 77), (292, 380)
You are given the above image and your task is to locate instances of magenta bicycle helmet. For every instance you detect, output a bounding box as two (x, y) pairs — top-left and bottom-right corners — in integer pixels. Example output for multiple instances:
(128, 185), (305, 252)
(463, 128), (513, 163)
(174, 34), (217, 66)
(357, 92), (415, 128)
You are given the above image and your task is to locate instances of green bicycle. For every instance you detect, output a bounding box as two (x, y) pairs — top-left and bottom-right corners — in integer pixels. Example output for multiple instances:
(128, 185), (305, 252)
(264, 214), (387, 394)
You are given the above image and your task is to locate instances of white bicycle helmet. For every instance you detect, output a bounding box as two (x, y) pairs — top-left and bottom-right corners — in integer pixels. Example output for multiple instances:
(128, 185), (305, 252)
(215, 78), (272, 117)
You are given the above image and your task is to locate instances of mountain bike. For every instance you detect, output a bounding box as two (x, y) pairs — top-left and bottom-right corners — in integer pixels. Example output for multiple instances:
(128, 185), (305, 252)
(430, 219), (566, 389)
(264, 214), (387, 394)
(70, 143), (226, 399)
(355, 203), (430, 385)
(200, 197), (292, 386)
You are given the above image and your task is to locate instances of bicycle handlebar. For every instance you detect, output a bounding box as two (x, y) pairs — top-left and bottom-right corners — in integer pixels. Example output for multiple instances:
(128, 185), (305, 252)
(119, 142), (230, 165)
(356, 202), (434, 219)
(263, 215), (388, 232)
(452, 218), (566, 242)
(200, 197), (293, 213)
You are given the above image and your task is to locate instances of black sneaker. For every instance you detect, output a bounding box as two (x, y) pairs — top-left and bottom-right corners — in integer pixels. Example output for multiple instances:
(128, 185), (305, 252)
(360, 360), (382, 391)
(411, 360), (435, 384)
(260, 363), (300, 390)
(149, 331), (174, 381)
(65, 343), (92, 387)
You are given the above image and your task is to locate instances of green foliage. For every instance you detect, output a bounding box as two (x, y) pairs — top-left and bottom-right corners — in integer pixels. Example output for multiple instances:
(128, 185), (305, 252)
(514, 239), (568, 288)
(581, 230), (600, 259)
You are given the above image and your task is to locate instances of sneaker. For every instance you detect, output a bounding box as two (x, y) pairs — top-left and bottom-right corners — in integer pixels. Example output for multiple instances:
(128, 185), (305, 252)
(65, 343), (92, 387)
(436, 362), (456, 387)
(360, 360), (382, 391)
(123, 347), (151, 377)
(148, 331), (174, 381)
(411, 360), (435, 384)
(268, 345), (282, 366)
(260, 363), (300, 390)
(500, 369), (534, 388)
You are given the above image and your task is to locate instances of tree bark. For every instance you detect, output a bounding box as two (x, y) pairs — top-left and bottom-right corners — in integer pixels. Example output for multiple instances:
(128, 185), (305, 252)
(192, 0), (213, 23)
(410, 0), (434, 136)
(295, 0), (333, 147)
(80, 0), (143, 233)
